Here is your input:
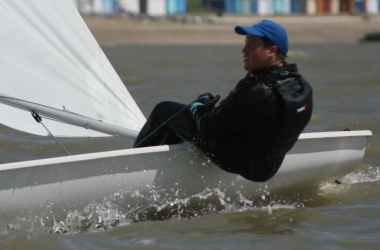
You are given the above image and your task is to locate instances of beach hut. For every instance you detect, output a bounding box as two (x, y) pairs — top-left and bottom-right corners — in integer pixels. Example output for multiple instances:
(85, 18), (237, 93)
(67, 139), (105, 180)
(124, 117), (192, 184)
(330, 0), (340, 13)
(271, 0), (291, 14)
(72, 0), (117, 15)
(306, 0), (317, 14)
(291, 0), (301, 13)
(354, 0), (364, 12)
(340, 0), (355, 12)
(251, 0), (258, 13)
(291, 0), (309, 13)
(167, 0), (177, 14)
(257, 0), (269, 14)
(242, 0), (252, 13)
(224, 0), (231, 12)
(167, 0), (186, 14)
(235, 0), (243, 12)
(178, 0), (187, 13)
(119, 0), (139, 14)
(317, 0), (332, 13)
(365, 0), (379, 14)
(222, 0), (255, 14)
(148, 0), (166, 15)
(91, 0), (103, 14)
(79, 0), (120, 15)
(119, 0), (166, 16)
(103, 0), (115, 15)
(225, 0), (244, 13)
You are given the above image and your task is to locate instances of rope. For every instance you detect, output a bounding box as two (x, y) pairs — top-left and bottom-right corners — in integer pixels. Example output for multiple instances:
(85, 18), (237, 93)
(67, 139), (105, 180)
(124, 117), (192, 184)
(31, 111), (71, 156)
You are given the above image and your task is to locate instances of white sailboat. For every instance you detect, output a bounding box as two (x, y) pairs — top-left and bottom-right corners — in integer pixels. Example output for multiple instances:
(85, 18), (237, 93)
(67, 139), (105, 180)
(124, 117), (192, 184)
(0, 0), (372, 224)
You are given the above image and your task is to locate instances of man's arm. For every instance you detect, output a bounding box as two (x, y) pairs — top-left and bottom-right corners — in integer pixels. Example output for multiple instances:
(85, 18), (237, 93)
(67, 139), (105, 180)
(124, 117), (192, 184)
(192, 81), (277, 139)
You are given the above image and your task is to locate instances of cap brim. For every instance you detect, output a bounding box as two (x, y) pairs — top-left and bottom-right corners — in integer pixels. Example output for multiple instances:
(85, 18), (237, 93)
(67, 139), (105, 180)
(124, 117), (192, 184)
(235, 26), (265, 37)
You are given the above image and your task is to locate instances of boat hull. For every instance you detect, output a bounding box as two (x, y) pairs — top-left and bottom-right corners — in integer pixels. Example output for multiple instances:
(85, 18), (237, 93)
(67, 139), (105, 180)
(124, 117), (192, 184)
(0, 130), (372, 224)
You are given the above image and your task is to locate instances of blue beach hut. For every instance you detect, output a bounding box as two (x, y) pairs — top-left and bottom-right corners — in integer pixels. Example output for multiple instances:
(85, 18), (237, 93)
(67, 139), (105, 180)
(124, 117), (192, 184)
(167, 0), (178, 14)
(103, 0), (114, 15)
(355, 0), (364, 11)
(241, 0), (258, 14)
(167, 0), (186, 14)
(291, 0), (301, 12)
(178, 0), (186, 13)
(272, 0), (291, 14)
(242, 0), (251, 13)
(251, 0), (258, 13)
(225, 0), (243, 13)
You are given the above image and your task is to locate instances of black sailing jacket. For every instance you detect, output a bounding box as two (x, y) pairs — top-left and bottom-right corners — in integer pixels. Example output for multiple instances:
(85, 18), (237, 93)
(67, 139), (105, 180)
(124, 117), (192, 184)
(193, 63), (313, 182)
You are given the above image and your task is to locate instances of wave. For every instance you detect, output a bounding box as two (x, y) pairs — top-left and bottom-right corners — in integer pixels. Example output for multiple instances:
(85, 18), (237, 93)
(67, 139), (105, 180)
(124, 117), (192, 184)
(7, 184), (310, 233)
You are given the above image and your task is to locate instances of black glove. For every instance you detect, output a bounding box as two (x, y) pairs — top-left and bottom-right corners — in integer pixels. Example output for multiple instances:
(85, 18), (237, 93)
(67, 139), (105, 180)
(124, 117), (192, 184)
(190, 93), (220, 114)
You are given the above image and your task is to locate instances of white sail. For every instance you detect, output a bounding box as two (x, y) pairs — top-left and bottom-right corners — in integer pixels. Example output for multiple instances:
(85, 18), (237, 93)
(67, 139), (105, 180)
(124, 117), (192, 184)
(0, 0), (146, 137)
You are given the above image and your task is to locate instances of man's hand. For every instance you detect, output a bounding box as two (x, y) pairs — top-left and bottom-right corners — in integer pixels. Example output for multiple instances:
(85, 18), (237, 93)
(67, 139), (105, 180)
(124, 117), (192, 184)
(196, 93), (220, 108)
(190, 93), (220, 114)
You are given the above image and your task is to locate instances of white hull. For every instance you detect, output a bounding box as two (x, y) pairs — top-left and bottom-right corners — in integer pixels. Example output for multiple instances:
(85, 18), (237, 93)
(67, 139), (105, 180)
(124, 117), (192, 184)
(0, 130), (372, 224)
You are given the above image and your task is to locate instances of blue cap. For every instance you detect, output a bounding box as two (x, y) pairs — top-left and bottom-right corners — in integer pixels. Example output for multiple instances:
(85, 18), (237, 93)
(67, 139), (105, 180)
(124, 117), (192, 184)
(235, 20), (289, 54)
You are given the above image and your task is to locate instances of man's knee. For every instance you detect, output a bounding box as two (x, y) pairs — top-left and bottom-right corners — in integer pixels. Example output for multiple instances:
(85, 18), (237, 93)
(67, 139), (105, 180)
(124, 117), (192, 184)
(154, 101), (174, 110)
(153, 101), (183, 117)
(151, 101), (176, 122)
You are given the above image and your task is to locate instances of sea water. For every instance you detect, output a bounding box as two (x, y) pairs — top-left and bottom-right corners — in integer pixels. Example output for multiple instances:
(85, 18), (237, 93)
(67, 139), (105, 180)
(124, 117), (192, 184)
(1, 43), (380, 249)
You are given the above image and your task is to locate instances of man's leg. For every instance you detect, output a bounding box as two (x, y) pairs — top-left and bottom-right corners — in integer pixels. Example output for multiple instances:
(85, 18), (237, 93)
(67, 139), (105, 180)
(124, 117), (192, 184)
(133, 101), (198, 148)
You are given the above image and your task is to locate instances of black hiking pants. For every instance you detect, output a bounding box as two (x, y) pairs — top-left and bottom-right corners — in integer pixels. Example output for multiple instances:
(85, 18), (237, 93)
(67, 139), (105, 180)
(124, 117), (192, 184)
(133, 101), (197, 148)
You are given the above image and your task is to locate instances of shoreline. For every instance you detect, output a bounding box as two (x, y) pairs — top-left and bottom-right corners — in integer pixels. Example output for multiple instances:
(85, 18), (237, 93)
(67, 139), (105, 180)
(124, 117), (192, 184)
(83, 15), (380, 45)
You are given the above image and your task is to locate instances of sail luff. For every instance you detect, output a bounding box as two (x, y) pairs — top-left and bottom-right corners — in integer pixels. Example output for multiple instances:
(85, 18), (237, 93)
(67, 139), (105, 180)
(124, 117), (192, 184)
(0, 0), (146, 137)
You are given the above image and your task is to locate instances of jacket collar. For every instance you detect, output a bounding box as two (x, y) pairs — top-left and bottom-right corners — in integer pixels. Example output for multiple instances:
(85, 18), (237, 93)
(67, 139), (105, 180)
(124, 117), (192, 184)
(246, 62), (300, 81)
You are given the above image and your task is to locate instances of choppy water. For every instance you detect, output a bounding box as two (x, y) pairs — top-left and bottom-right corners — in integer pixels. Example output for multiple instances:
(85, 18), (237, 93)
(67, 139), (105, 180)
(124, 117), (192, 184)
(1, 43), (380, 249)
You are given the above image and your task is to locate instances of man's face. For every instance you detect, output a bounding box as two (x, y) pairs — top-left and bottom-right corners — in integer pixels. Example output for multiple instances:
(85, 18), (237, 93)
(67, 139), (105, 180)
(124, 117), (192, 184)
(242, 34), (276, 72)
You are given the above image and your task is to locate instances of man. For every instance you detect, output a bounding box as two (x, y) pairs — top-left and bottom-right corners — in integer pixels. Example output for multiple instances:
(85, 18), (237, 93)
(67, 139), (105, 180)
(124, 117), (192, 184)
(133, 20), (313, 182)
